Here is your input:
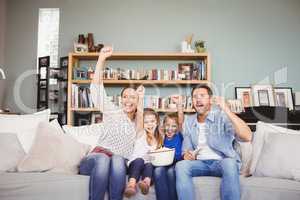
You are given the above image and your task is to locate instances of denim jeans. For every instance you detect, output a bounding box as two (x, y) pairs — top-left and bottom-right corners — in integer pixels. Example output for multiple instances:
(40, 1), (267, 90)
(79, 153), (126, 200)
(128, 158), (153, 181)
(176, 158), (240, 200)
(153, 165), (177, 200)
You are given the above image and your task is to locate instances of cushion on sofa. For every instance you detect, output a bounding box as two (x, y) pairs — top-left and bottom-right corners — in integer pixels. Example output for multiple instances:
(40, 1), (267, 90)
(0, 133), (25, 172)
(234, 140), (253, 176)
(0, 109), (50, 153)
(17, 121), (91, 174)
(249, 121), (300, 175)
(62, 123), (105, 148)
(1, 173), (300, 200)
(254, 133), (300, 181)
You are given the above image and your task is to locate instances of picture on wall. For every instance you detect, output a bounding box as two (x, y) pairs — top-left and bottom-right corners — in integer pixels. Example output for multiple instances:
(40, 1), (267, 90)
(60, 56), (68, 68)
(235, 87), (252, 108)
(258, 90), (270, 106)
(252, 84), (275, 107)
(39, 56), (50, 67)
(274, 87), (294, 110)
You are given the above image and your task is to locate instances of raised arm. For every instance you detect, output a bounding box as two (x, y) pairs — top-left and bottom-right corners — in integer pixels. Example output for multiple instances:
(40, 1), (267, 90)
(92, 46), (113, 84)
(176, 95), (184, 132)
(90, 47), (113, 112)
(136, 85), (145, 137)
(214, 96), (252, 142)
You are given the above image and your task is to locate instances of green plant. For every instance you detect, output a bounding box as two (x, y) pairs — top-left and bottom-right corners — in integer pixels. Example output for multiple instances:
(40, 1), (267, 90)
(194, 40), (205, 48)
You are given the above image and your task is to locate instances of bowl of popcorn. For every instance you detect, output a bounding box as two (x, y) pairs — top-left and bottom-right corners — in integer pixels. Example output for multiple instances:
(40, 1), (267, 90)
(148, 147), (175, 167)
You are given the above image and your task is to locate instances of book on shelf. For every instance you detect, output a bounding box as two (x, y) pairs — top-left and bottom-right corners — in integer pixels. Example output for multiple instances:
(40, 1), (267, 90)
(72, 61), (207, 81)
(71, 84), (94, 108)
(106, 94), (193, 111)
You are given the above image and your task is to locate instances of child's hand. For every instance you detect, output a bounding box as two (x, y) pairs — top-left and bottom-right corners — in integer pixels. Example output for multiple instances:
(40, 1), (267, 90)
(145, 126), (156, 134)
(98, 46), (113, 61)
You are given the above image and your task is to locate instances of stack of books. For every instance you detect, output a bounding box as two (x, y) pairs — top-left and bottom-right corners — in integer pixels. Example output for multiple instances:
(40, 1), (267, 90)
(71, 84), (93, 108)
(73, 60), (207, 81)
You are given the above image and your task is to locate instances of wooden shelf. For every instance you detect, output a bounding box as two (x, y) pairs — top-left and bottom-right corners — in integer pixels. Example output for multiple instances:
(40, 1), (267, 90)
(70, 52), (209, 60)
(71, 107), (195, 113)
(72, 79), (209, 85)
(67, 51), (211, 125)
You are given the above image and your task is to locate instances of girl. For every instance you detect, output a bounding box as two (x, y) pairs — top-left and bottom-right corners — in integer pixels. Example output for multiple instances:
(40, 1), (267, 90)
(124, 108), (163, 198)
(154, 96), (184, 200)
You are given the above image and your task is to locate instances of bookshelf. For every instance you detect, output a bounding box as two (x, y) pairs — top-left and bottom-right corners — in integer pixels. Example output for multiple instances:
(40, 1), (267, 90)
(67, 52), (211, 125)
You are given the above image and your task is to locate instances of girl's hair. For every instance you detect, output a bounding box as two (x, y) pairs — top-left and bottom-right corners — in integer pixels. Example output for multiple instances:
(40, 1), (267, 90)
(143, 108), (163, 149)
(163, 112), (179, 126)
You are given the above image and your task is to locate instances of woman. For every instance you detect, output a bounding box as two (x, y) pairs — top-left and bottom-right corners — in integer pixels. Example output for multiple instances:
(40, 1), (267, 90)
(79, 46), (144, 200)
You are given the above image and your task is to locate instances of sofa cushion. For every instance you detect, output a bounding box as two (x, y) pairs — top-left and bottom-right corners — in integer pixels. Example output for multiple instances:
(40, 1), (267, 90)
(249, 121), (300, 175)
(0, 133), (25, 172)
(0, 109), (50, 153)
(0, 172), (89, 200)
(1, 173), (300, 200)
(254, 133), (300, 181)
(62, 123), (104, 148)
(17, 122), (91, 174)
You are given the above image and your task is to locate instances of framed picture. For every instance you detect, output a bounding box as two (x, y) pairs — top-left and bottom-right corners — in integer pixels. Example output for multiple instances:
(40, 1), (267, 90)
(39, 56), (50, 67)
(60, 56), (68, 68)
(178, 63), (194, 80)
(235, 87), (252, 107)
(92, 112), (103, 124)
(274, 87), (294, 110)
(252, 84), (275, 107)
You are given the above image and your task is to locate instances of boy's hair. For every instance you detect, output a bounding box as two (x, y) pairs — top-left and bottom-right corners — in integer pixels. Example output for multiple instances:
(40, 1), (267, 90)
(191, 84), (213, 97)
(120, 85), (138, 97)
(163, 112), (179, 126)
(143, 108), (163, 149)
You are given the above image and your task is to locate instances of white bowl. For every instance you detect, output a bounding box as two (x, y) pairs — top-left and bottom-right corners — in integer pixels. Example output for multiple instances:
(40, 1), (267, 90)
(148, 148), (175, 167)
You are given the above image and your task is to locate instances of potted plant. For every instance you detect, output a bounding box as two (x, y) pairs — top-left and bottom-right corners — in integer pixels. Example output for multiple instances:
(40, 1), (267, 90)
(194, 40), (206, 53)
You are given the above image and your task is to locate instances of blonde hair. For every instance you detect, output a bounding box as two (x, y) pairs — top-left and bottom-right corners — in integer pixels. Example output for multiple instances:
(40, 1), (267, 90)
(163, 112), (179, 126)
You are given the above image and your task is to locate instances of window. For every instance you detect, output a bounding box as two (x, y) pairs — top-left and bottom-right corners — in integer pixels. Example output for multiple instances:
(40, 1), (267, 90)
(37, 8), (60, 69)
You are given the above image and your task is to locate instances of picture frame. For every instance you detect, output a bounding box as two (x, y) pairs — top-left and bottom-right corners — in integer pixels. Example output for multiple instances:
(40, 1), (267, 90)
(92, 111), (103, 124)
(178, 63), (194, 80)
(60, 56), (68, 68)
(235, 87), (253, 108)
(251, 84), (275, 107)
(39, 56), (50, 67)
(274, 87), (294, 110)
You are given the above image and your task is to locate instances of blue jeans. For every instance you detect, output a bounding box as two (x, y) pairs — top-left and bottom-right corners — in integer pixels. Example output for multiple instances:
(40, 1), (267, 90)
(176, 158), (240, 200)
(128, 158), (153, 181)
(79, 153), (126, 200)
(153, 165), (177, 200)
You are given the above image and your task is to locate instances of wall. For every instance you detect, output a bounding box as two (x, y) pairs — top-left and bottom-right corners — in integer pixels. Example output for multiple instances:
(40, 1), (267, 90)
(4, 0), (300, 113)
(0, 0), (6, 68)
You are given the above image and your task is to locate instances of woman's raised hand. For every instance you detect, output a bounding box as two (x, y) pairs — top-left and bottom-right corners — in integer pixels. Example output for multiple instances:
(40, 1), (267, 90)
(98, 46), (113, 62)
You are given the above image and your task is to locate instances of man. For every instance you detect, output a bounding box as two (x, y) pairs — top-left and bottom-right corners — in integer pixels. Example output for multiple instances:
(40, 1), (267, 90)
(176, 84), (252, 200)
